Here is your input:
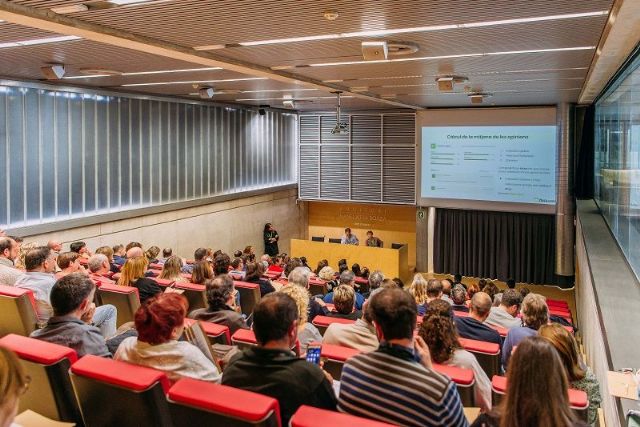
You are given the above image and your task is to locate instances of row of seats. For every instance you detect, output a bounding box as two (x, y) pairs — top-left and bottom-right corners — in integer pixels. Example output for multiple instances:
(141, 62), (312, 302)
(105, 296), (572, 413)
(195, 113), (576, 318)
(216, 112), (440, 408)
(0, 334), (391, 427)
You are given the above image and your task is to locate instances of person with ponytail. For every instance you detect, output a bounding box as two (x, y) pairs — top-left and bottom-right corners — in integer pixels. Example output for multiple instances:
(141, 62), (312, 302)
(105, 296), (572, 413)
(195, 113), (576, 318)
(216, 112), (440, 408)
(418, 299), (492, 412)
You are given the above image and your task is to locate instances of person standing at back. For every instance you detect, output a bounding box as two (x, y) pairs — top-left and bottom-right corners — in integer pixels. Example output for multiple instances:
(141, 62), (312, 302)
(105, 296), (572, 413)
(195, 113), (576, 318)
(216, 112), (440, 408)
(338, 288), (468, 427)
(263, 223), (279, 257)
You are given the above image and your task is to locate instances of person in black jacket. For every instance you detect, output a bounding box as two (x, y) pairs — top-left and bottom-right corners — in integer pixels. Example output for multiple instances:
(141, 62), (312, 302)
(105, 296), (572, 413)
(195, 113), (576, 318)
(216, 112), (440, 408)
(244, 261), (275, 297)
(263, 223), (279, 257)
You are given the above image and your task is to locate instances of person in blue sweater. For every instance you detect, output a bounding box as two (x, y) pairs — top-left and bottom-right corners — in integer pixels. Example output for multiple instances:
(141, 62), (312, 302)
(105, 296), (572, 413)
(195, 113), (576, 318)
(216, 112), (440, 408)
(502, 292), (549, 367)
(323, 270), (365, 310)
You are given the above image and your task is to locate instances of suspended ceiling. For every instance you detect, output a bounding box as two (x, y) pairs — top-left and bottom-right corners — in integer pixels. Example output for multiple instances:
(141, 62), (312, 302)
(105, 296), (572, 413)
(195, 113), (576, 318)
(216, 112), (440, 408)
(0, 0), (620, 111)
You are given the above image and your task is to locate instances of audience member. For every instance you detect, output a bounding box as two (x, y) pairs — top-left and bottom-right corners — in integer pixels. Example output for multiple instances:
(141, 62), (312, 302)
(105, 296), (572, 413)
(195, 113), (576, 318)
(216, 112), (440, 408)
(408, 273), (429, 314)
(392, 277), (404, 288)
(70, 241), (92, 259)
(454, 292), (501, 345)
(189, 275), (248, 334)
(0, 347), (28, 427)
(519, 287), (531, 298)
(364, 270), (384, 298)
(159, 255), (188, 283)
(426, 279), (446, 304)
(338, 288), (467, 426)
(506, 278), (516, 289)
(144, 246), (160, 264)
(323, 270), (364, 310)
(485, 288), (522, 330)
(340, 227), (359, 245)
(157, 248), (172, 265)
(481, 281), (500, 303)
(112, 244), (126, 266)
(453, 273), (467, 290)
(191, 260), (213, 285)
(471, 336), (580, 427)
(222, 293), (336, 425)
(126, 246), (144, 259)
(502, 293), (549, 367)
(314, 259), (329, 276)
(263, 223), (280, 257)
(0, 237), (22, 286)
(182, 248), (208, 274)
(451, 285), (469, 312)
(317, 266), (338, 293)
(229, 258), (245, 278)
(213, 253), (231, 276)
(288, 267), (328, 322)
(278, 285), (322, 354)
(95, 246), (118, 273)
(441, 278), (454, 304)
(540, 323), (602, 425)
(326, 285), (361, 320)
(323, 288), (380, 352)
(87, 254), (111, 278)
(418, 300), (491, 412)
(245, 262), (275, 296)
(15, 247), (59, 322)
(466, 282), (480, 299)
(283, 257), (303, 279)
(116, 293), (220, 382)
(30, 274), (113, 357)
(299, 256), (311, 272)
(47, 240), (62, 253)
(380, 278), (398, 289)
(117, 256), (162, 304)
(56, 252), (87, 279)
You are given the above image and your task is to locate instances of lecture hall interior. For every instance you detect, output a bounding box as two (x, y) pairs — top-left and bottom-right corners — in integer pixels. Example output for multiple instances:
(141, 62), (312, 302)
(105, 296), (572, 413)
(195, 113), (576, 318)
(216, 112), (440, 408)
(0, 0), (639, 426)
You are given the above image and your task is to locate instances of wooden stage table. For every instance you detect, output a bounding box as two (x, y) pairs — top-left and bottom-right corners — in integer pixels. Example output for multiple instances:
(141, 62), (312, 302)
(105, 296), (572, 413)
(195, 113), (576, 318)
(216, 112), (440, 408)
(290, 239), (410, 283)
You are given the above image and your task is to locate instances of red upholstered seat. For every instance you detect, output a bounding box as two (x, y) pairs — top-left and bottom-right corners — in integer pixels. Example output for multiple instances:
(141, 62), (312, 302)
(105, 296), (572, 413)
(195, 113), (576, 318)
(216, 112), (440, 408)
(154, 278), (175, 287)
(312, 315), (356, 327)
(231, 329), (257, 346)
(71, 355), (171, 392)
(0, 334), (77, 365)
(148, 263), (163, 270)
(0, 334), (81, 424)
(318, 342), (361, 362)
(174, 282), (207, 311)
(459, 337), (500, 355)
(0, 284), (39, 337)
(183, 319), (231, 345)
(453, 310), (470, 317)
(96, 284), (140, 327)
(492, 375), (588, 409)
(432, 363), (475, 386)
(168, 378), (281, 426)
(489, 324), (509, 337)
(291, 405), (396, 427)
(308, 277), (326, 285)
(0, 284), (37, 312)
(234, 281), (262, 316)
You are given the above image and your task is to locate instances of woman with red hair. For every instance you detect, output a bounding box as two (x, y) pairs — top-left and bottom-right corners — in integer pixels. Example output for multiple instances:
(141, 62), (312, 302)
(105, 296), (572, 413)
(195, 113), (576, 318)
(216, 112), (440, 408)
(114, 293), (220, 382)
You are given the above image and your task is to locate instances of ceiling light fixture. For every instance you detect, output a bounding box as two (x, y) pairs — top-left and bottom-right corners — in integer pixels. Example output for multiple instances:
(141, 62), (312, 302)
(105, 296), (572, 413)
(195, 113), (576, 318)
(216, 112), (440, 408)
(40, 64), (66, 80)
(0, 35), (81, 49)
(50, 4), (89, 14)
(218, 11), (608, 48)
(64, 66), (223, 79)
(305, 46), (595, 67)
(122, 77), (268, 87)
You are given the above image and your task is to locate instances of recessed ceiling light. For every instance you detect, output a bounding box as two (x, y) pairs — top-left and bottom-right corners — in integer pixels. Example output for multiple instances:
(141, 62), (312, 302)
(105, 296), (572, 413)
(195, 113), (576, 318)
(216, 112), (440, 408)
(305, 46), (595, 67)
(0, 35), (81, 49)
(64, 67), (223, 79)
(121, 77), (268, 87)
(198, 11), (608, 49)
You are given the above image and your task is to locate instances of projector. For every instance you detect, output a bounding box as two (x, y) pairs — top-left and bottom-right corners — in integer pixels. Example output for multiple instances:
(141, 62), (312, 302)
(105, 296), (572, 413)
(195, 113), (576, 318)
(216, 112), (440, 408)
(331, 122), (349, 135)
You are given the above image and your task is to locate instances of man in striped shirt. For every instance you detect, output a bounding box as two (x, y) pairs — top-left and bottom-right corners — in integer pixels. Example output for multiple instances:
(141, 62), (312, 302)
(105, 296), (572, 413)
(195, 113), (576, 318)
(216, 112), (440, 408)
(338, 288), (468, 427)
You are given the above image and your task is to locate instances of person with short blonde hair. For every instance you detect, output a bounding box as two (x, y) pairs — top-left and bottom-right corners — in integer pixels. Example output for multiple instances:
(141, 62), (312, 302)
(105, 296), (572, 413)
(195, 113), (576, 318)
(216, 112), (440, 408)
(502, 292), (549, 367)
(326, 285), (360, 320)
(0, 347), (29, 427)
(278, 285), (322, 354)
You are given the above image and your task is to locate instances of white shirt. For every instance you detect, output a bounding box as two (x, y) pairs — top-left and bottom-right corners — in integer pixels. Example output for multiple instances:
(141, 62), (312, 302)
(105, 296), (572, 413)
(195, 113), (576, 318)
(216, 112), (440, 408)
(14, 271), (56, 322)
(485, 306), (522, 330)
(446, 349), (492, 412)
(115, 337), (221, 383)
(0, 257), (21, 286)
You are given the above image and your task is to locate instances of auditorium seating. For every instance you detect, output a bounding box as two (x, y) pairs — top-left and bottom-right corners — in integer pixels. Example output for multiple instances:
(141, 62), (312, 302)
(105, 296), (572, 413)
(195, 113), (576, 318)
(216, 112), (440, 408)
(167, 378), (281, 426)
(0, 334), (82, 425)
(96, 283), (140, 327)
(311, 315), (355, 335)
(70, 355), (172, 427)
(183, 318), (231, 345)
(432, 363), (476, 407)
(491, 375), (589, 421)
(459, 337), (501, 378)
(173, 282), (207, 311)
(290, 406), (396, 427)
(231, 329), (258, 350)
(315, 342), (361, 380)
(234, 281), (261, 316)
(0, 284), (39, 337)
(308, 277), (328, 296)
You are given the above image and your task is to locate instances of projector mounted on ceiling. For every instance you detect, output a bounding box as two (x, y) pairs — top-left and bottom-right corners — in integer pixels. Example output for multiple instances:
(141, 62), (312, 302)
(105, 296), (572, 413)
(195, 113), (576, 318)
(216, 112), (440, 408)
(331, 91), (349, 135)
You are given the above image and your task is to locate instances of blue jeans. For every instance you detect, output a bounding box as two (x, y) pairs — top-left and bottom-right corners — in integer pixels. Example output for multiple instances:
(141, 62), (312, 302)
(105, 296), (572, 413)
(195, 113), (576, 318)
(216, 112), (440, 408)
(93, 304), (117, 338)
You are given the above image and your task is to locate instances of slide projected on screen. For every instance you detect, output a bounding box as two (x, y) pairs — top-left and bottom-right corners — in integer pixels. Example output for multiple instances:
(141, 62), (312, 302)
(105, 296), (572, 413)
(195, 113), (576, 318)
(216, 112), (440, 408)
(421, 126), (557, 205)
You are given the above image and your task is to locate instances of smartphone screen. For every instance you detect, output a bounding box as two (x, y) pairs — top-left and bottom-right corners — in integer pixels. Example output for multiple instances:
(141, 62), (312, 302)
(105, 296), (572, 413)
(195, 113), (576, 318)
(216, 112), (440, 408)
(306, 344), (322, 365)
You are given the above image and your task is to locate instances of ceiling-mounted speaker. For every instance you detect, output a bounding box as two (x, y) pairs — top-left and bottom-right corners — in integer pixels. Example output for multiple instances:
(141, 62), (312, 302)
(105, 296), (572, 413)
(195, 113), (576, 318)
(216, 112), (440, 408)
(361, 41), (388, 61)
(41, 64), (66, 80)
(436, 75), (469, 92)
(198, 87), (215, 99)
(468, 92), (491, 104)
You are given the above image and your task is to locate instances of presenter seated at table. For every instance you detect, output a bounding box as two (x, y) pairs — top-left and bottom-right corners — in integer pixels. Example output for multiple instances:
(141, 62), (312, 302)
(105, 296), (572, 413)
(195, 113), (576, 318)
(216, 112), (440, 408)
(365, 230), (383, 248)
(340, 228), (359, 245)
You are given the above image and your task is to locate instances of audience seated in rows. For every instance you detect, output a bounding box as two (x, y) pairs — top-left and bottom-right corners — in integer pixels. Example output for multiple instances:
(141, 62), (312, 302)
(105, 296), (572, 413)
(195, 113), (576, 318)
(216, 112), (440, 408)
(323, 270), (364, 310)
(30, 274), (112, 357)
(363, 270), (384, 298)
(317, 265), (338, 292)
(454, 292), (502, 345)
(0, 347), (28, 427)
(287, 267), (328, 322)
(117, 255), (162, 304)
(112, 244), (126, 266)
(244, 261), (276, 296)
(95, 246), (119, 273)
(191, 260), (214, 284)
(115, 293), (221, 383)
(181, 247), (208, 274)
(156, 247), (172, 265)
(87, 254), (111, 278)
(323, 288), (380, 352)
(13, 247), (60, 323)
(450, 285), (469, 312)
(0, 237), (21, 286)
(159, 255), (188, 283)
(222, 293), (337, 425)
(441, 278), (454, 304)
(70, 241), (92, 259)
(419, 299), (492, 412)
(56, 252), (87, 279)
(485, 288), (522, 330)
(471, 336), (584, 427)
(144, 246), (160, 264)
(229, 257), (245, 278)
(338, 288), (467, 427)
(189, 275), (248, 334)
(214, 253), (231, 276)
(408, 273), (429, 314)
(325, 285), (361, 320)
(540, 323), (602, 425)
(278, 284), (322, 354)
(502, 292), (549, 367)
